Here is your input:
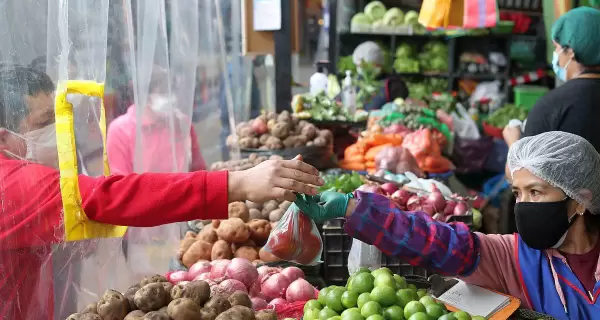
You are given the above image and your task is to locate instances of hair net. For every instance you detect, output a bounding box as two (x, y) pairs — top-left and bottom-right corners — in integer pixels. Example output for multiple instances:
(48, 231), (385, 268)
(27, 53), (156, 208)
(352, 41), (385, 67)
(551, 7), (600, 66)
(508, 131), (600, 213)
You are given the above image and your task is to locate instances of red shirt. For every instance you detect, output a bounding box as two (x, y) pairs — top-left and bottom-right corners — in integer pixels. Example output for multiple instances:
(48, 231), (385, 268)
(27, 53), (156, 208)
(0, 155), (228, 319)
(561, 238), (600, 294)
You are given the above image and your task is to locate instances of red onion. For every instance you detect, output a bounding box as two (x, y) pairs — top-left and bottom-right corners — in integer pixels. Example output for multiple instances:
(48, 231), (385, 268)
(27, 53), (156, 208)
(285, 278), (316, 302)
(169, 271), (189, 284)
(251, 297), (268, 310)
(427, 186), (446, 212)
(357, 184), (383, 194)
(380, 183), (399, 195)
(391, 190), (413, 206)
(210, 259), (231, 279)
(252, 119), (267, 135)
(432, 213), (446, 221)
(261, 273), (291, 300)
(280, 267), (305, 283)
(269, 298), (287, 307)
(188, 260), (212, 279)
(406, 195), (422, 211)
(193, 272), (212, 281)
(443, 200), (457, 216)
(225, 258), (259, 289)
(421, 204), (435, 216)
(453, 202), (469, 216)
(212, 279), (247, 297)
(257, 266), (281, 277)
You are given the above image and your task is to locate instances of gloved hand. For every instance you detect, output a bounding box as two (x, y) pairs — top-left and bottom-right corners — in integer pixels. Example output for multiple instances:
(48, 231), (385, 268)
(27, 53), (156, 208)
(294, 191), (353, 223)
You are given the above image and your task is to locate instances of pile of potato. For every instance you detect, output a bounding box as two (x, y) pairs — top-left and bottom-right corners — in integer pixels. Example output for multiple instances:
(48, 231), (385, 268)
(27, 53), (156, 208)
(67, 276), (277, 320)
(210, 154), (282, 172)
(226, 111), (334, 150)
(180, 200), (292, 268)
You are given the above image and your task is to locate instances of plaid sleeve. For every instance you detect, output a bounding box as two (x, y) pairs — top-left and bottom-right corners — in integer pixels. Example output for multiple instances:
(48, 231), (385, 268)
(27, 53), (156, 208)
(344, 191), (480, 276)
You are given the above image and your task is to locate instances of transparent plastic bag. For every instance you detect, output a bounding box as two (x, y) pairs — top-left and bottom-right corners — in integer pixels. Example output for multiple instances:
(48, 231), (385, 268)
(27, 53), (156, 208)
(347, 239), (382, 274)
(264, 203), (323, 266)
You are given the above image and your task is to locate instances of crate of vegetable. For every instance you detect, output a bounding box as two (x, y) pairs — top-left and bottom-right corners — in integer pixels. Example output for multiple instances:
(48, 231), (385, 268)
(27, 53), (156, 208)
(483, 104), (528, 138)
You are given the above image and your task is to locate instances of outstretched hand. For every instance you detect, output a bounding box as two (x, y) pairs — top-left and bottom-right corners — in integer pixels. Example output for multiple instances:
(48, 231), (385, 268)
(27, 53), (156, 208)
(294, 191), (352, 223)
(228, 155), (323, 203)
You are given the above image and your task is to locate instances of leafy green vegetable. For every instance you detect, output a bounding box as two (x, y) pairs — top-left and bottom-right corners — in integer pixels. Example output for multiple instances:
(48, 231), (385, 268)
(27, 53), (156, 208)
(338, 55), (357, 74)
(486, 104), (528, 128)
(319, 171), (364, 193)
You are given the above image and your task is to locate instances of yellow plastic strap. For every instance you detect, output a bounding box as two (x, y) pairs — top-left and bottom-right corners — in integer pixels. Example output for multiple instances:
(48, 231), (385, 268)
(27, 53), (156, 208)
(55, 80), (127, 241)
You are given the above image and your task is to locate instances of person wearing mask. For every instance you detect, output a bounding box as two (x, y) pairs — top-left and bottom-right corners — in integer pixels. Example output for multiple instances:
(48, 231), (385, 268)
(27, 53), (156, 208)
(296, 131), (600, 319)
(107, 69), (206, 174)
(0, 66), (323, 319)
(503, 7), (600, 150)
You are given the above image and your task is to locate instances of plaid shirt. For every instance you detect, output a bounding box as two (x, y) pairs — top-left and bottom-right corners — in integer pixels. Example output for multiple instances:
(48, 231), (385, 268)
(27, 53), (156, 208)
(345, 191), (481, 276)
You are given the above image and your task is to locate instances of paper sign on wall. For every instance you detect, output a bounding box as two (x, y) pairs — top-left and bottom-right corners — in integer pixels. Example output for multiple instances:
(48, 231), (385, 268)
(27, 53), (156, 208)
(253, 0), (281, 31)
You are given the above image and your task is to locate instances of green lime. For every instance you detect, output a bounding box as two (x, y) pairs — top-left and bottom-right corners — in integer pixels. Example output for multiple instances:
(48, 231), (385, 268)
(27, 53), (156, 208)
(351, 273), (376, 294)
(356, 267), (371, 274)
(370, 286), (397, 307)
(393, 275), (408, 289)
(374, 273), (397, 290)
(372, 267), (393, 278)
(383, 305), (405, 320)
(416, 289), (427, 299)
(418, 296), (436, 307)
(453, 311), (472, 320)
(305, 299), (323, 312)
(403, 301), (426, 319)
(425, 304), (445, 319)
(329, 317), (342, 320)
(326, 288), (347, 313)
(319, 307), (339, 320)
(357, 292), (372, 309)
(396, 289), (419, 308)
(437, 302), (448, 311)
(471, 316), (487, 320)
(341, 308), (366, 320)
(319, 287), (332, 305)
(366, 315), (386, 320)
(361, 301), (383, 318)
(304, 308), (321, 320)
(342, 290), (360, 309)
(407, 284), (418, 291)
(407, 312), (429, 320)
(438, 314), (458, 320)
(347, 275), (356, 289)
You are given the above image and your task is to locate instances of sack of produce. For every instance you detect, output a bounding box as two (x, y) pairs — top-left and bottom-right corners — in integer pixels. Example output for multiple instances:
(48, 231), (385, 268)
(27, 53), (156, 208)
(451, 136), (494, 174)
(402, 129), (454, 173)
(263, 202), (323, 266)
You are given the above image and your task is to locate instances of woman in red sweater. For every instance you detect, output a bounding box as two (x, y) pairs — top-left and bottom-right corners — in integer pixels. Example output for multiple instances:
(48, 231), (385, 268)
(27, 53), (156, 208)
(0, 66), (323, 318)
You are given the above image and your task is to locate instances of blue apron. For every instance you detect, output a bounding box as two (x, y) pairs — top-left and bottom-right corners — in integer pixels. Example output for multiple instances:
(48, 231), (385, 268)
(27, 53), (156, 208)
(516, 235), (600, 319)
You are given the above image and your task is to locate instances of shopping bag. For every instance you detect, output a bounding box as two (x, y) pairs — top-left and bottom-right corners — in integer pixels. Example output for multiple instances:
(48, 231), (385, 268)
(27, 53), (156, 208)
(446, 0), (465, 28)
(263, 203), (323, 266)
(463, 0), (498, 28)
(348, 239), (382, 274)
(418, 0), (452, 28)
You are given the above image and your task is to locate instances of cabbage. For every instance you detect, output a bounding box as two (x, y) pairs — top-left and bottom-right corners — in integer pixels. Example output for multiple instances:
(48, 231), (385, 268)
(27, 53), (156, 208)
(352, 41), (385, 67)
(351, 12), (372, 26)
(372, 19), (385, 28)
(404, 10), (419, 25)
(364, 1), (386, 21)
(395, 43), (414, 58)
(383, 8), (404, 26)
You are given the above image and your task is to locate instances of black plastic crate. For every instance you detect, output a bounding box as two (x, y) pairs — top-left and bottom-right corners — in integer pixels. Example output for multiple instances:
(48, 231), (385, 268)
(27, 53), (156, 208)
(322, 218), (429, 286)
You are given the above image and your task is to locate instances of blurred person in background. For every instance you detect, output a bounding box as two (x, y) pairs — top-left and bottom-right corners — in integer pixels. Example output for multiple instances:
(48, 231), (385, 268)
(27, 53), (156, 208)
(0, 66), (323, 319)
(107, 68), (206, 174)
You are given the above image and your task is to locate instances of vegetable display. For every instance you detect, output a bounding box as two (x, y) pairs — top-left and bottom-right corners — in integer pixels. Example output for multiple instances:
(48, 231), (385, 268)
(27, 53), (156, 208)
(292, 91), (369, 122)
(227, 111), (334, 150)
(319, 171), (365, 194)
(340, 131), (404, 172)
(485, 104), (528, 128)
(304, 267), (488, 320)
(210, 154), (283, 172)
(351, 1), (422, 33)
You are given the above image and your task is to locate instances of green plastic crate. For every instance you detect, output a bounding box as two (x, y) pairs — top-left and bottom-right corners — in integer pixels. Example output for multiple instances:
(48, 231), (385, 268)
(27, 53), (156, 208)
(514, 85), (549, 110)
(491, 21), (515, 34)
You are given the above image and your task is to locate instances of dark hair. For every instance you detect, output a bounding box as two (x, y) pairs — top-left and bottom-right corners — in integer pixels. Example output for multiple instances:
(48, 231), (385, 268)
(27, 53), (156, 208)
(0, 66), (55, 131)
(29, 56), (47, 73)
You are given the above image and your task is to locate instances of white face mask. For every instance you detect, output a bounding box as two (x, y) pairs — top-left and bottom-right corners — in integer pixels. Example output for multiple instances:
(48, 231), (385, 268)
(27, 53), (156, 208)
(149, 94), (176, 115)
(6, 124), (59, 168)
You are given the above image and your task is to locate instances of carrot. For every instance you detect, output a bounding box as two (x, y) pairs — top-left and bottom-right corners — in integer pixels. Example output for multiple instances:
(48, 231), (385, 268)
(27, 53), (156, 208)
(365, 144), (391, 161)
(339, 160), (366, 171)
(365, 161), (376, 169)
(344, 155), (365, 163)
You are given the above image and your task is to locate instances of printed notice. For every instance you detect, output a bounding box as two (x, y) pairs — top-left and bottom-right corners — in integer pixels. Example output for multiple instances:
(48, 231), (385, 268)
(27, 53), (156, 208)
(253, 0), (281, 31)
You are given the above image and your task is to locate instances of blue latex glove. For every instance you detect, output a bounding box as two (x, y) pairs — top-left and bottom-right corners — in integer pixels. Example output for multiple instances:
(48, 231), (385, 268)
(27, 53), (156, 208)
(294, 192), (353, 223)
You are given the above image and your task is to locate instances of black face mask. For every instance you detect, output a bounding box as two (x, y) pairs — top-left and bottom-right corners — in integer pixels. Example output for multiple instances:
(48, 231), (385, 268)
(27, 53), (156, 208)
(515, 198), (578, 250)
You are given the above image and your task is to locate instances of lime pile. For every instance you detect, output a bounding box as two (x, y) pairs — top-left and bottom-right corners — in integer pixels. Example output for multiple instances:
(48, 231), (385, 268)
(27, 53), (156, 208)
(303, 267), (487, 320)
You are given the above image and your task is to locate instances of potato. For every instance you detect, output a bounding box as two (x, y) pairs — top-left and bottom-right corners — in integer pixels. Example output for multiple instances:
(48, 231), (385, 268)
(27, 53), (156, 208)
(124, 310), (145, 320)
(264, 136), (283, 150)
(279, 201), (292, 210)
(182, 240), (212, 268)
(167, 298), (202, 320)
(216, 218), (250, 243)
(142, 311), (170, 320)
(204, 295), (232, 314)
(228, 202), (250, 222)
(259, 248), (280, 263)
(313, 136), (328, 147)
(248, 208), (262, 220)
(140, 275), (169, 287)
(318, 129), (334, 144)
(161, 282), (173, 297)
(234, 246), (259, 261)
(301, 124), (317, 140)
(246, 200), (262, 210)
(232, 305), (255, 319)
(231, 239), (256, 252)
(293, 135), (308, 147)
(199, 307), (218, 320)
(97, 289), (129, 320)
(80, 303), (98, 314)
(247, 219), (272, 243)
(255, 309), (277, 320)
(268, 209), (285, 222)
(170, 280), (211, 307)
(262, 200), (278, 214)
(215, 305), (255, 320)
(197, 225), (218, 244)
(212, 220), (221, 228)
(124, 284), (141, 311)
(228, 291), (252, 308)
(212, 239), (233, 260)
(66, 313), (102, 320)
(282, 136), (298, 148)
(158, 306), (167, 313)
(183, 231), (197, 240)
(266, 119), (277, 131)
(177, 238), (197, 259)
(134, 283), (170, 312)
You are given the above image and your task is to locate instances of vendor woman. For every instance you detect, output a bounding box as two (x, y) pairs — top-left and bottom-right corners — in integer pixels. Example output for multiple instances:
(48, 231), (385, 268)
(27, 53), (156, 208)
(296, 131), (600, 319)
(0, 66), (323, 319)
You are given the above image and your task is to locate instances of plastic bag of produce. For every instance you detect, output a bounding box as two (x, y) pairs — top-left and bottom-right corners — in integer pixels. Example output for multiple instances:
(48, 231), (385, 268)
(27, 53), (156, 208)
(263, 202), (323, 266)
(452, 136), (494, 174)
(348, 239), (382, 274)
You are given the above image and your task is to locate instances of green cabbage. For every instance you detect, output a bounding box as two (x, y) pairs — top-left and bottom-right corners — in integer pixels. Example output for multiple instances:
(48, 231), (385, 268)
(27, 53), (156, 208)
(351, 12), (372, 26)
(364, 1), (386, 21)
(404, 10), (419, 25)
(382, 8), (404, 26)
